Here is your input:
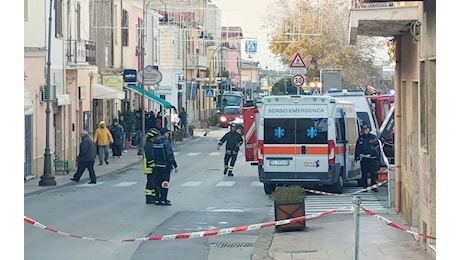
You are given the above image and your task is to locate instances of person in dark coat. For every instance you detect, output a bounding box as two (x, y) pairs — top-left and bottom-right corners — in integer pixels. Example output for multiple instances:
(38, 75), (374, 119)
(70, 130), (97, 184)
(217, 122), (243, 176)
(153, 127), (178, 206)
(110, 119), (124, 158)
(178, 107), (187, 129)
(355, 125), (380, 192)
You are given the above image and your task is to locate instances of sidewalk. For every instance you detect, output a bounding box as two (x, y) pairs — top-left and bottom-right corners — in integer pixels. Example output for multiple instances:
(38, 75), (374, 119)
(252, 209), (435, 260)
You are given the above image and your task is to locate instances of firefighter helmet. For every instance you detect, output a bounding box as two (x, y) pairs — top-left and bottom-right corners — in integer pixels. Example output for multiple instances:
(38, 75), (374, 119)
(147, 128), (159, 137)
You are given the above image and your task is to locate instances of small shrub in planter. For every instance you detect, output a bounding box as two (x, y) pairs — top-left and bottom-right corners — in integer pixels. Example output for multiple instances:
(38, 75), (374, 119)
(270, 185), (306, 232)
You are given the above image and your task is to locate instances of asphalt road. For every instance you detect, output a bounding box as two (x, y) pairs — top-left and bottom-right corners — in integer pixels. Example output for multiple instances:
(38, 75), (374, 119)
(24, 128), (272, 260)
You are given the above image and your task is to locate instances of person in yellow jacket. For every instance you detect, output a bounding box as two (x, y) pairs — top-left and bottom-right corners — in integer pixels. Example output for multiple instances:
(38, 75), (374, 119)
(93, 120), (114, 165)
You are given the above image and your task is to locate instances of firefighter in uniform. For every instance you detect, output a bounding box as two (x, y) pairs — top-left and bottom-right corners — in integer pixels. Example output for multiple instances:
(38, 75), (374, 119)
(355, 125), (380, 192)
(217, 122), (243, 176)
(143, 128), (160, 204)
(153, 128), (178, 206)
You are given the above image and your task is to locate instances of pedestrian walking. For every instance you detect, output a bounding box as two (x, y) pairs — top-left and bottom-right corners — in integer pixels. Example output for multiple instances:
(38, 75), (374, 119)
(70, 130), (97, 184)
(171, 107), (180, 131)
(155, 111), (163, 129)
(178, 107), (187, 130)
(143, 128), (160, 204)
(93, 120), (113, 165)
(217, 122), (243, 176)
(119, 115), (129, 153)
(152, 127), (178, 206)
(133, 110), (142, 147)
(355, 125), (380, 192)
(109, 119), (124, 158)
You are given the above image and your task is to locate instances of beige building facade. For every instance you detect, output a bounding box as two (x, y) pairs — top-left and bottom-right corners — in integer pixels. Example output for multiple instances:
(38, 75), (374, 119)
(349, 0), (436, 256)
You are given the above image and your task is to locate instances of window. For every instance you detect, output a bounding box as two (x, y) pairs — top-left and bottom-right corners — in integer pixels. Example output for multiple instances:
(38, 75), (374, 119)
(420, 61), (427, 149)
(122, 9), (129, 46)
(54, 0), (63, 38)
(223, 107), (241, 115)
(356, 112), (372, 131)
(346, 118), (358, 144)
(76, 2), (81, 40)
(264, 118), (296, 144)
(335, 117), (345, 143)
(24, 0), (28, 20)
(264, 118), (328, 145)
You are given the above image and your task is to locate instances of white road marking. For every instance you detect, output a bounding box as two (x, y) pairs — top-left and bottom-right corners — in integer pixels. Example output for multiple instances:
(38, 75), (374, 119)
(208, 152), (221, 156)
(250, 182), (263, 186)
(216, 181), (236, 186)
(182, 181), (203, 186)
(187, 152), (200, 156)
(113, 182), (137, 187)
(78, 182), (103, 187)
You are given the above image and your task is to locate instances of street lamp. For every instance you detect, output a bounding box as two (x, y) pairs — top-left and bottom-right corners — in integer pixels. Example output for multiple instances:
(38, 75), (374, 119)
(39, 0), (57, 186)
(137, 0), (154, 156)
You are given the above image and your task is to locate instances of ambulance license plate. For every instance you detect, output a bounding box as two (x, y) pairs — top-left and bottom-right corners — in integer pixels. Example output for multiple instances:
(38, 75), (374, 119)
(269, 160), (290, 166)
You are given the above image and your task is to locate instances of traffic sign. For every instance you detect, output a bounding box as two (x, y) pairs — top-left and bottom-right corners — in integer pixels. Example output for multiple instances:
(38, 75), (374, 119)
(137, 65), (162, 85)
(291, 74), (305, 87)
(245, 40), (258, 54)
(289, 53), (307, 68)
(205, 89), (214, 97)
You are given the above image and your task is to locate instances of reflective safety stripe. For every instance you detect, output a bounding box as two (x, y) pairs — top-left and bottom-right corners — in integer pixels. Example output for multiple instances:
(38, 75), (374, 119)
(143, 153), (153, 174)
(145, 189), (155, 196)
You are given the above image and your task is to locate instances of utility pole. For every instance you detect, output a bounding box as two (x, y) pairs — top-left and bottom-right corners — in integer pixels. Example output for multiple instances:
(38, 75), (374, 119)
(39, 0), (56, 186)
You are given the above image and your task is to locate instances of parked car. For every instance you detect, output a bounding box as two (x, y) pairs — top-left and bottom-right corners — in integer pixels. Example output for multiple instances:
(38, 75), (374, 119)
(219, 106), (242, 128)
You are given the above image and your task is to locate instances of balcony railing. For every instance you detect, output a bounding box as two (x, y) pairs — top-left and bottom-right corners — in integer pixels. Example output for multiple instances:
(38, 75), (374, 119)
(352, 0), (395, 8)
(187, 55), (207, 68)
(66, 40), (96, 65)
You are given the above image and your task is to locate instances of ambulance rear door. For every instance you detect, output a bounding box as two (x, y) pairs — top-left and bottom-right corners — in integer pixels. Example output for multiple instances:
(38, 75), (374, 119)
(262, 97), (330, 178)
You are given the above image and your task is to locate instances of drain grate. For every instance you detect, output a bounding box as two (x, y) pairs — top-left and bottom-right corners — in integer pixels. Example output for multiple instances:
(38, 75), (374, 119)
(209, 242), (255, 248)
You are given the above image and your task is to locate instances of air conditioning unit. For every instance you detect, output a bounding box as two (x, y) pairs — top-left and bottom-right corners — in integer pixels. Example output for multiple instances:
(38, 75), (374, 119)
(40, 85), (56, 102)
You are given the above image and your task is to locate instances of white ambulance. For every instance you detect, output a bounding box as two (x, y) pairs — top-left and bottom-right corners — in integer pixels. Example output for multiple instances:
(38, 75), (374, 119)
(256, 95), (362, 194)
(325, 88), (378, 135)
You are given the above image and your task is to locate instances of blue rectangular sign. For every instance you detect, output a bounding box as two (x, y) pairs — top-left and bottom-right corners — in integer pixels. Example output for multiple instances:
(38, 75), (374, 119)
(123, 69), (137, 83)
(245, 40), (257, 54)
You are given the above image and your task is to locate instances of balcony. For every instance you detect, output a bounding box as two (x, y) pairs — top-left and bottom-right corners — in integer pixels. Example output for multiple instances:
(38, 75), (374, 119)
(66, 40), (96, 65)
(349, 0), (419, 44)
(186, 55), (207, 69)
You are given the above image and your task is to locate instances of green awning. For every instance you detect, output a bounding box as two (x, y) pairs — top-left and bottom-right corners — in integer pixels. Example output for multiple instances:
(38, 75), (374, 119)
(126, 84), (172, 109)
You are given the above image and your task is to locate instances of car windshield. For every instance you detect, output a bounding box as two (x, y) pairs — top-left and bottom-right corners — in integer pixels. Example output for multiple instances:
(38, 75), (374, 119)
(224, 107), (241, 115)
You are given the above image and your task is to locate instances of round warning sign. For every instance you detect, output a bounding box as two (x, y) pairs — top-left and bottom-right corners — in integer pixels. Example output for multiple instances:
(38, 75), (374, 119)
(291, 74), (305, 87)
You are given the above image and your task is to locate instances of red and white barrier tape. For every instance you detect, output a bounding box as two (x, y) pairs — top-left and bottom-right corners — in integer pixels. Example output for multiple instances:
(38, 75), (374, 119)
(24, 207), (342, 242)
(360, 206), (436, 240)
(304, 180), (388, 196)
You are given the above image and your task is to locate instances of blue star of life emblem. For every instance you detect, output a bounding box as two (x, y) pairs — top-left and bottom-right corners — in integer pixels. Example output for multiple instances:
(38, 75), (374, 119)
(306, 127), (318, 138)
(274, 127), (285, 138)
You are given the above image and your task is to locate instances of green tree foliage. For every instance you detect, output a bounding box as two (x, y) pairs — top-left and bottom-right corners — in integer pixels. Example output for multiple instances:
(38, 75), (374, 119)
(266, 0), (380, 87)
(271, 77), (299, 95)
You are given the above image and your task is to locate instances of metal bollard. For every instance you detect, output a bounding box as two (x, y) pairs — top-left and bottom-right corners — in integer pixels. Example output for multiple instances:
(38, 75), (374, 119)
(352, 195), (362, 260)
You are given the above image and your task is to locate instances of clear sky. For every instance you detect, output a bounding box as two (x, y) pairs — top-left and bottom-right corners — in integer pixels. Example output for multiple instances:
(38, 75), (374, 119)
(212, 0), (284, 70)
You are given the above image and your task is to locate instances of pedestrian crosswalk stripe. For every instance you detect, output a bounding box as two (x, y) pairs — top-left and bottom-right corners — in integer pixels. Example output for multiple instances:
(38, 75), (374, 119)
(250, 182), (263, 186)
(182, 181), (202, 186)
(78, 182), (103, 186)
(209, 152), (221, 156)
(216, 181), (236, 186)
(174, 152), (179, 156)
(112, 182), (137, 187)
(187, 152), (200, 156)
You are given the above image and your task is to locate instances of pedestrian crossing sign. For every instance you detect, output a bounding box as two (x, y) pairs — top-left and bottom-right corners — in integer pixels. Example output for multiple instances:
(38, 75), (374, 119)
(289, 53), (307, 68)
(205, 89), (214, 97)
(245, 40), (257, 54)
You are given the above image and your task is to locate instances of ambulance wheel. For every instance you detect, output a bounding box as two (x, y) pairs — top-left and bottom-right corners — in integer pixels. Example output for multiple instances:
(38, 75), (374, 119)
(264, 183), (276, 194)
(332, 175), (344, 194)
